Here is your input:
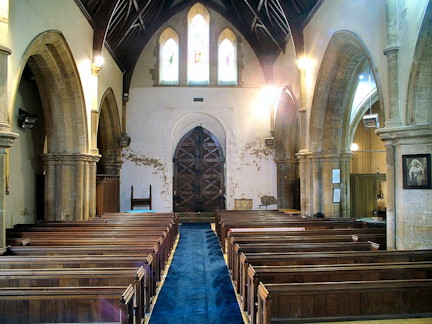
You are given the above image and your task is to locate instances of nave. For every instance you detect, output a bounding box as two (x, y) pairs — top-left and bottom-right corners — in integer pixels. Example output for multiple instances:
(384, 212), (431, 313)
(1, 210), (432, 323)
(149, 223), (244, 324)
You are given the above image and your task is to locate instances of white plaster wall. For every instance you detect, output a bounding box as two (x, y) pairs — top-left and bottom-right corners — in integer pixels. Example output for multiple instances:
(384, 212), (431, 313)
(121, 87), (277, 211)
(273, 39), (300, 98)
(121, 6), (277, 212)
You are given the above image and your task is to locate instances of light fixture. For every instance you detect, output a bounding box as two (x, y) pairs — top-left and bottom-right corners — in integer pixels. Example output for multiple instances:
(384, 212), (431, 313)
(119, 133), (131, 147)
(350, 143), (359, 151)
(362, 64), (380, 129)
(91, 55), (104, 75)
(18, 108), (38, 129)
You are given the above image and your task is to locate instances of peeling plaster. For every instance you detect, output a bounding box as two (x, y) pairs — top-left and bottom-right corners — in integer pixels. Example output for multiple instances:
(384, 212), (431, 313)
(122, 149), (169, 196)
(238, 136), (275, 170)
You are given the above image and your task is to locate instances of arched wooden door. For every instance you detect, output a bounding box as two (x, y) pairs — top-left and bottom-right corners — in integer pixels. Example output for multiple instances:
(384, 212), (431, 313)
(173, 126), (225, 212)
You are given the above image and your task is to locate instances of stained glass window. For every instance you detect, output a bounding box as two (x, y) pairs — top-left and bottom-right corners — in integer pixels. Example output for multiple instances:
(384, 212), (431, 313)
(218, 29), (237, 85)
(187, 4), (209, 85)
(159, 28), (179, 85)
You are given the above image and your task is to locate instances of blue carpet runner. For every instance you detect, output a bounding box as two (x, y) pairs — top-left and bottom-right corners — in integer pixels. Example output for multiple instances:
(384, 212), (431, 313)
(149, 223), (244, 324)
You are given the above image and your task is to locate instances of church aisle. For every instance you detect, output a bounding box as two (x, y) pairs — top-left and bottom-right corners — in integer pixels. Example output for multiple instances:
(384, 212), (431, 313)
(149, 223), (244, 324)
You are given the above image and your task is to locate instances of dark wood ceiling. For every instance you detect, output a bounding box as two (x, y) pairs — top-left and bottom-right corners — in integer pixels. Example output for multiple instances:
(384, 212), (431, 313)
(75, 0), (322, 92)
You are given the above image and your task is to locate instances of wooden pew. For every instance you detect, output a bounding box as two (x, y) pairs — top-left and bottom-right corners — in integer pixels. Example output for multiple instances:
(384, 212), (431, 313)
(0, 285), (134, 324)
(237, 249), (432, 311)
(247, 261), (432, 322)
(0, 266), (147, 319)
(256, 279), (432, 323)
(229, 241), (379, 289)
(0, 254), (155, 307)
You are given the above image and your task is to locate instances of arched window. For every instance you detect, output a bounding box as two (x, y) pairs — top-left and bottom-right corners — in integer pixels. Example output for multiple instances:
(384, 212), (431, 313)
(218, 28), (237, 85)
(159, 28), (179, 85)
(187, 4), (209, 85)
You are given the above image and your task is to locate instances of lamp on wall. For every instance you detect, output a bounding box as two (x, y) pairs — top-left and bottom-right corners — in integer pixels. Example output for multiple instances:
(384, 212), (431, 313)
(362, 64), (380, 129)
(119, 133), (131, 147)
(19, 108), (38, 129)
(91, 55), (104, 75)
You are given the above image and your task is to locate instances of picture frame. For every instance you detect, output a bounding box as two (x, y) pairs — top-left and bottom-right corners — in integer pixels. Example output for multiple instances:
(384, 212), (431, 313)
(402, 154), (431, 189)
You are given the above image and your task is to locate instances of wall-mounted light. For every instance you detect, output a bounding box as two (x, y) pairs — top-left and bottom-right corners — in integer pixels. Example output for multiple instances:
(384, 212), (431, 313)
(119, 133), (131, 147)
(350, 143), (359, 151)
(19, 108), (38, 129)
(92, 55), (104, 75)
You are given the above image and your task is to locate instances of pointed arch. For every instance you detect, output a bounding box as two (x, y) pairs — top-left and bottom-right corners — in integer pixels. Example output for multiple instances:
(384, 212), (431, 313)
(15, 30), (96, 221)
(274, 87), (299, 209)
(309, 31), (384, 154)
(97, 88), (122, 175)
(21, 30), (88, 153)
(407, 1), (432, 125)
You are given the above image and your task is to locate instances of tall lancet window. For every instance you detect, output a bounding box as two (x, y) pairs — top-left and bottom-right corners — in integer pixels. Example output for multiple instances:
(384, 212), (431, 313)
(187, 4), (209, 85)
(159, 28), (179, 85)
(218, 28), (237, 85)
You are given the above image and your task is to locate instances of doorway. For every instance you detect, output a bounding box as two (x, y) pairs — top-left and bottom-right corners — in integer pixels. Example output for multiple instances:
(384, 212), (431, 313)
(173, 126), (225, 212)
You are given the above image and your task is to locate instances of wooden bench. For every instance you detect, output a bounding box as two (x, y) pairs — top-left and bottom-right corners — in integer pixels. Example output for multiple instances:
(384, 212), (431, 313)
(237, 249), (432, 311)
(229, 241), (379, 290)
(0, 285), (135, 324)
(247, 261), (432, 322)
(256, 279), (432, 323)
(131, 184), (152, 210)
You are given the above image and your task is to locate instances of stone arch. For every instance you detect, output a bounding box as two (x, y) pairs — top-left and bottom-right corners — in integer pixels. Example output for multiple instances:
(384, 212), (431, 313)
(172, 112), (226, 155)
(309, 31), (383, 154)
(97, 88), (122, 175)
(16, 30), (97, 221)
(407, 1), (432, 125)
(21, 30), (88, 153)
(274, 87), (299, 209)
(303, 31), (385, 217)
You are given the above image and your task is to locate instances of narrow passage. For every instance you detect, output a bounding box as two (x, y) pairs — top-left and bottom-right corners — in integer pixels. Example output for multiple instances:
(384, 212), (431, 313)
(149, 223), (244, 324)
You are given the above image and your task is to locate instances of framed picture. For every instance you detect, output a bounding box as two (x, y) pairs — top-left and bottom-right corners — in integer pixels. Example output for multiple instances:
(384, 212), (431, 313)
(402, 154), (431, 189)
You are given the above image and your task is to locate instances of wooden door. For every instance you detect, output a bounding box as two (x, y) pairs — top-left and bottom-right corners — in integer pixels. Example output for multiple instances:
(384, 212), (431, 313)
(173, 127), (225, 212)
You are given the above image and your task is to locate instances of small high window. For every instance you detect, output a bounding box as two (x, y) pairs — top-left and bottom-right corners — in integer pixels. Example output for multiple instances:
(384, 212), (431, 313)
(159, 28), (179, 85)
(218, 29), (237, 85)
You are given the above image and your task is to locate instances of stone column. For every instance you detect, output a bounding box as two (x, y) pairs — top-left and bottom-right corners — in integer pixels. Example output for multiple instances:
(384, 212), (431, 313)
(0, 45), (19, 246)
(296, 151), (311, 217)
(42, 153), (101, 221)
(377, 125), (432, 250)
(383, 0), (401, 127)
(298, 152), (351, 218)
(274, 158), (298, 209)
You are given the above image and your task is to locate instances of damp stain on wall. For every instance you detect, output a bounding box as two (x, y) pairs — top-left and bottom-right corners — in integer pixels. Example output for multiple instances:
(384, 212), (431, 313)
(238, 136), (275, 170)
(122, 149), (169, 195)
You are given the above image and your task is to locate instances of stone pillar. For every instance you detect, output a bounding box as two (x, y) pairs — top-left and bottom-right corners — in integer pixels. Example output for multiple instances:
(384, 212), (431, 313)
(275, 158), (298, 209)
(297, 151), (311, 217)
(377, 125), (432, 250)
(383, 0), (401, 127)
(42, 153), (101, 221)
(0, 45), (19, 246)
(298, 152), (351, 218)
(340, 153), (352, 219)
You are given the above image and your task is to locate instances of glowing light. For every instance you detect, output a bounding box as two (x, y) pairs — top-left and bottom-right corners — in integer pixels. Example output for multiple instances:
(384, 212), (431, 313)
(358, 74), (364, 80)
(297, 57), (313, 70)
(350, 143), (359, 151)
(93, 55), (104, 67)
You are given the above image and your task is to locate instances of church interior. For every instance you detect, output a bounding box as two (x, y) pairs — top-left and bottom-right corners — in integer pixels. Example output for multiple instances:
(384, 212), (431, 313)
(0, 0), (431, 322)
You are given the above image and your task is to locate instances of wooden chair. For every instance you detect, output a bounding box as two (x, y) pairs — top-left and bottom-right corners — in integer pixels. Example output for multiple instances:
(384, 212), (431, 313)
(131, 185), (152, 210)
